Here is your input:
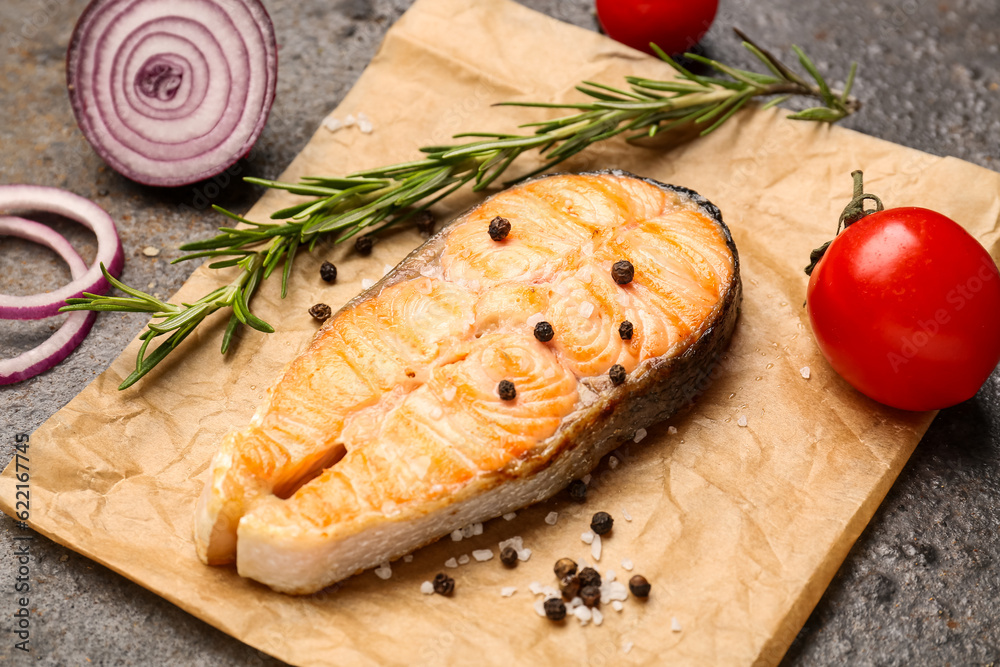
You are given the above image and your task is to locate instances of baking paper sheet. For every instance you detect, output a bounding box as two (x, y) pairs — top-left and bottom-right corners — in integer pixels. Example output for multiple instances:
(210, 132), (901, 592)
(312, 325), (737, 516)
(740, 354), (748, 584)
(4, 0), (1000, 664)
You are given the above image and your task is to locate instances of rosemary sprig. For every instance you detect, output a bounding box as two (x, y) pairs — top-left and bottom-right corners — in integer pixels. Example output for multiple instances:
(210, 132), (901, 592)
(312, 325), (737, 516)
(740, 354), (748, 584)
(63, 31), (860, 389)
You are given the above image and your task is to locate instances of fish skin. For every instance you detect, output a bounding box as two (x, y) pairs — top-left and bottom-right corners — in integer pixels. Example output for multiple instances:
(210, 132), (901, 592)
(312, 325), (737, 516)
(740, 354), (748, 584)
(195, 169), (741, 593)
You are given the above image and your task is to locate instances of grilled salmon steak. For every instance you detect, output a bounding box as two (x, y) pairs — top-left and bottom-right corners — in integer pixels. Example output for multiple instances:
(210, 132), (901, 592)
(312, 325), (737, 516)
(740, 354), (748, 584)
(195, 170), (741, 594)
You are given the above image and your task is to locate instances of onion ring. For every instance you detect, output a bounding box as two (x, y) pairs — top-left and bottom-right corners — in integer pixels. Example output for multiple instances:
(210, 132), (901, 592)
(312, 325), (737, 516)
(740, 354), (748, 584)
(67, 0), (278, 187)
(0, 217), (98, 385)
(0, 185), (124, 320)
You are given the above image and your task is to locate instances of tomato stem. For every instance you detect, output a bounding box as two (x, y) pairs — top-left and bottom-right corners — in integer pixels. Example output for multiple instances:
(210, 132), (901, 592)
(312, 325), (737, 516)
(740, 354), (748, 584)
(804, 170), (886, 276)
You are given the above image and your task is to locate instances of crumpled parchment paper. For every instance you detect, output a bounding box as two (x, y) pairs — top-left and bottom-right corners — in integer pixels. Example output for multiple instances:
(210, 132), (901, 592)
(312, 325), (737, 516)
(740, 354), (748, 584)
(4, 0), (1000, 664)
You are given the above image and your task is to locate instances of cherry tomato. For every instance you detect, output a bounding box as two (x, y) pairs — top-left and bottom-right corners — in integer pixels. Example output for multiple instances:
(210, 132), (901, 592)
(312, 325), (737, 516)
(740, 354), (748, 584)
(596, 0), (719, 56)
(807, 206), (1000, 411)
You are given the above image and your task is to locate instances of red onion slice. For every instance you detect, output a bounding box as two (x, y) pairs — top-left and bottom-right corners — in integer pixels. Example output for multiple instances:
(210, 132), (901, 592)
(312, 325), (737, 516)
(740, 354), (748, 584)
(0, 185), (124, 320)
(67, 0), (278, 187)
(0, 217), (98, 385)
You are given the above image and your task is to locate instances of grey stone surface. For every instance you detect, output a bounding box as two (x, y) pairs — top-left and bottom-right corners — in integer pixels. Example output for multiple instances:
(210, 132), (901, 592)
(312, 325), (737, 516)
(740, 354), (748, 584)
(1, 0), (998, 664)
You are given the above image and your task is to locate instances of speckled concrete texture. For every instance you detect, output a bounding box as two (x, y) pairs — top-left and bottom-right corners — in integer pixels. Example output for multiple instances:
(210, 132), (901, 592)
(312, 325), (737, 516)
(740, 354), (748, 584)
(2, 0), (998, 664)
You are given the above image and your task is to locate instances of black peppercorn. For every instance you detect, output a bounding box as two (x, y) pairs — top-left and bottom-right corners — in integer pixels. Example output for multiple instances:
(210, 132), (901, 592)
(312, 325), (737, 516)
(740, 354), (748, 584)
(611, 259), (634, 285)
(609, 364), (626, 386)
(320, 261), (338, 283)
(355, 235), (373, 255)
(543, 597), (566, 621)
(568, 479), (587, 503)
(554, 558), (578, 580)
(414, 210), (436, 236)
(629, 574), (651, 598)
(309, 303), (332, 321)
(498, 379), (516, 401)
(488, 216), (511, 241)
(433, 572), (455, 596)
(618, 320), (633, 340)
(500, 546), (519, 568)
(578, 566), (601, 589)
(580, 585), (601, 608)
(533, 320), (554, 342)
(560, 575), (581, 601)
(590, 511), (614, 536)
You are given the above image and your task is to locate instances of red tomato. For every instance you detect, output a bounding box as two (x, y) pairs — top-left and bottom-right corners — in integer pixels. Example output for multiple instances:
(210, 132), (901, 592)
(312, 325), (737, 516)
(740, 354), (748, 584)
(807, 207), (1000, 411)
(596, 0), (719, 56)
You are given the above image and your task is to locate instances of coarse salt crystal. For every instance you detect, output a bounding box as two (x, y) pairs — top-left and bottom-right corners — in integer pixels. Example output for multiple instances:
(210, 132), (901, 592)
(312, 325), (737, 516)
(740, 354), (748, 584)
(361, 278), (375, 290)
(608, 455), (619, 469)
(622, 640), (633, 654)
(621, 558), (634, 571)
(800, 366), (811, 379)
(382, 264), (393, 276)
(358, 116), (374, 134)
(671, 617), (682, 632)
(472, 549), (494, 562)
(534, 599), (547, 617)
(612, 601), (624, 612)
(581, 531), (595, 545)
(578, 301), (595, 318)
(526, 312), (545, 327)
(545, 512), (559, 525)
(500, 587), (517, 598)
(591, 534), (602, 561)
(667, 426), (678, 435)
(592, 608), (604, 626)
(633, 428), (647, 443)
(444, 558), (458, 569)
(472, 523), (484, 536)
(608, 581), (629, 601)
(605, 570), (616, 582)
(529, 582), (545, 596)
(430, 407), (443, 421)
(519, 548), (532, 562)
(499, 536), (530, 561)
(737, 415), (748, 427)
(458, 554), (470, 565)
(442, 385), (457, 401)
(343, 114), (356, 127)
(622, 508), (632, 522)
(503, 512), (517, 521)
(461, 524), (476, 538)
(451, 530), (463, 542)
(574, 606), (592, 624)
(322, 115), (343, 132)
(403, 554), (414, 563)
(582, 474), (592, 485)
(374, 562), (392, 580)
(421, 581), (435, 595)
(568, 596), (583, 609)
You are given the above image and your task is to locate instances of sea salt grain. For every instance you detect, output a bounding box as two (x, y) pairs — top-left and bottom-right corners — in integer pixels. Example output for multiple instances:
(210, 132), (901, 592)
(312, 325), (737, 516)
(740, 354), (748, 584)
(607, 581), (629, 601)
(578, 301), (595, 318)
(591, 534), (602, 561)
(672, 617), (683, 632)
(472, 549), (494, 562)
(451, 530), (463, 542)
(357, 112), (374, 134)
(545, 512), (559, 525)
(633, 428), (647, 443)
(800, 366), (811, 379)
(421, 581), (435, 595)
(500, 586), (517, 598)
(403, 555), (414, 563)
(445, 558), (458, 569)
(581, 531), (595, 545)
(608, 456), (619, 469)
(473, 523), (484, 536)
(622, 508), (632, 522)
(605, 570), (616, 582)
(361, 278), (375, 290)
(621, 558), (634, 571)
(612, 601), (624, 612)
(458, 554), (470, 565)
(322, 115), (344, 132)
(592, 608), (604, 626)
(737, 415), (748, 427)
(343, 114), (356, 127)
(374, 563), (392, 580)
(443, 385), (457, 401)
(574, 606), (593, 625)
(582, 474), (592, 485)
(534, 599), (547, 617)
(622, 640), (634, 654)
(668, 425), (678, 435)
(503, 512), (517, 521)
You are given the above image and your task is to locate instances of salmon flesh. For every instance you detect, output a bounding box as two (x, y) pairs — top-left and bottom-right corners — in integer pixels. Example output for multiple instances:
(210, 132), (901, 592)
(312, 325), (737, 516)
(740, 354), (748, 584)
(194, 170), (742, 594)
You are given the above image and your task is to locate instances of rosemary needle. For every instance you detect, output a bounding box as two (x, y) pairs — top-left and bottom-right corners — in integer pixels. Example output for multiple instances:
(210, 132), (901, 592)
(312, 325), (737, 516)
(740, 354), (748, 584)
(62, 31), (861, 390)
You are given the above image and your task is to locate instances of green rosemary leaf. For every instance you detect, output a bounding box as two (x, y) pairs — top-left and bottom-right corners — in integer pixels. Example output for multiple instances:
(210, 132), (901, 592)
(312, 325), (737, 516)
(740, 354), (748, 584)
(280, 238), (299, 299)
(761, 95), (792, 110)
(786, 106), (845, 122)
(792, 45), (834, 104)
(700, 94), (752, 135)
(841, 62), (859, 103)
(220, 313), (241, 354)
